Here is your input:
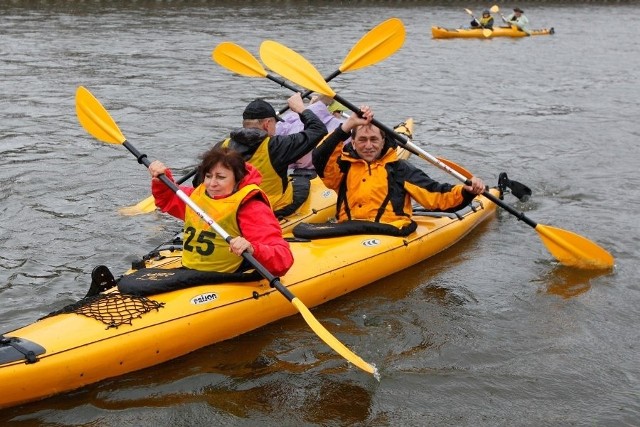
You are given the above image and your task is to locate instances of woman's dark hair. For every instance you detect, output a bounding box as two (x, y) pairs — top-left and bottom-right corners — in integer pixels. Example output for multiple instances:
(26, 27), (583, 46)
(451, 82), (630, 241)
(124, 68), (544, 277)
(198, 146), (247, 184)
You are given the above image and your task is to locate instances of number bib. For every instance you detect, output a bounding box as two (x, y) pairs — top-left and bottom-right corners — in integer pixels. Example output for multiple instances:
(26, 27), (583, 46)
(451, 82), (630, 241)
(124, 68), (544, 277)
(182, 184), (261, 272)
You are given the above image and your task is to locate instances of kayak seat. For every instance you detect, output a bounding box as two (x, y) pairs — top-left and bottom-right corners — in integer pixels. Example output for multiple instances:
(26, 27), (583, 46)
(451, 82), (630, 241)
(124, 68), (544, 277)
(274, 169), (316, 219)
(118, 267), (262, 296)
(292, 219), (417, 239)
(293, 200), (483, 240)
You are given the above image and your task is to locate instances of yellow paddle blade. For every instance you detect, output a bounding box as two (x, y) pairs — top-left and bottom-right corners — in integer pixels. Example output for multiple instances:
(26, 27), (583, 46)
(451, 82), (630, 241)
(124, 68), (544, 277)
(290, 298), (376, 375)
(490, 4), (500, 13)
(118, 195), (157, 216)
(482, 28), (493, 38)
(212, 42), (268, 78)
(339, 18), (405, 73)
(75, 86), (126, 145)
(260, 41), (335, 98)
(464, 8), (473, 15)
(436, 157), (473, 179)
(536, 224), (615, 270)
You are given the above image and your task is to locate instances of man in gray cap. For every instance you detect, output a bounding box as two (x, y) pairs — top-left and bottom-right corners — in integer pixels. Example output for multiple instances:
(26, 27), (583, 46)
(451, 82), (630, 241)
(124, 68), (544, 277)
(215, 93), (327, 217)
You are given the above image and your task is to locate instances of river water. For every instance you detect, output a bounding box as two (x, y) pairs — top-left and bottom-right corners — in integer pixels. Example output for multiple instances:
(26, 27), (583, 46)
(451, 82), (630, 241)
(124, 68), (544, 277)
(1, 1), (639, 425)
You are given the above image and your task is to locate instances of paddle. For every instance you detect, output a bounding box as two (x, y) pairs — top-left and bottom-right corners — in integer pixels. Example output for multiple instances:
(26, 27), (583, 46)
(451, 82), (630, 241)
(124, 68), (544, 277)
(120, 19), (406, 216)
(213, 41), (305, 115)
(259, 41), (615, 270)
(493, 4), (513, 25)
(75, 85), (376, 375)
(464, 8), (492, 38)
(213, 17), (405, 115)
(214, 40), (474, 179)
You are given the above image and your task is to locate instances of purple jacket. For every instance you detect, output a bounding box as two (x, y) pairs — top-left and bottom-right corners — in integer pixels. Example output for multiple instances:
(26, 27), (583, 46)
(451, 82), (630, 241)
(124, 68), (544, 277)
(277, 102), (346, 170)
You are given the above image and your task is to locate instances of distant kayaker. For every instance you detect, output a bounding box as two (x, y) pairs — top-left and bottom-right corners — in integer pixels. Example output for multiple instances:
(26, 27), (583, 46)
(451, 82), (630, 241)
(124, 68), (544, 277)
(149, 147), (293, 276)
(208, 93), (327, 218)
(502, 7), (530, 33)
(312, 107), (486, 236)
(471, 9), (494, 29)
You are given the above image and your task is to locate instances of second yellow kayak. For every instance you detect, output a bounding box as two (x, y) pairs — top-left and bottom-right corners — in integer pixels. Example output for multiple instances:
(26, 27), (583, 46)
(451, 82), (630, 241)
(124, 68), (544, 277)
(431, 25), (555, 39)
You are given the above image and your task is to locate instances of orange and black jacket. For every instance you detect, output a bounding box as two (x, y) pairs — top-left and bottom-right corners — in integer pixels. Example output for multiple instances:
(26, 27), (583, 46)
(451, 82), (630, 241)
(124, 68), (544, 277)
(313, 126), (477, 234)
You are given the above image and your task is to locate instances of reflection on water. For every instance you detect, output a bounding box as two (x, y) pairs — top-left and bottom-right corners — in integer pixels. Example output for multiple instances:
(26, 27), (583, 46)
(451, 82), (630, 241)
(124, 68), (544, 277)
(540, 265), (613, 299)
(306, 380), (374, 425)
(422, 282), (470, 306)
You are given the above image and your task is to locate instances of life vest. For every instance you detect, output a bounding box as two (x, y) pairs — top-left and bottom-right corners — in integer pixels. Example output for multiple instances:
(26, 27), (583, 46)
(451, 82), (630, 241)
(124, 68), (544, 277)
(335, 147), (416, 233)
(221, 137), (293, 212)
(480, 16), (493, 27)
(182, 183), (263, 272)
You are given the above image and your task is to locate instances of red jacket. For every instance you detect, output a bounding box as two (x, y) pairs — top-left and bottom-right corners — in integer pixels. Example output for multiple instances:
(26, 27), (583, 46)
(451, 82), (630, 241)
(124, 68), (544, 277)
(152, 163), (293, 276)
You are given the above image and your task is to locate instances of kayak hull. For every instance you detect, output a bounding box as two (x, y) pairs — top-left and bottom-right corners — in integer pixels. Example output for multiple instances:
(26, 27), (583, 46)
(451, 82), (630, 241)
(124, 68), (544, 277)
(431, 25), (554, 39)
(0, 187), (498, 409)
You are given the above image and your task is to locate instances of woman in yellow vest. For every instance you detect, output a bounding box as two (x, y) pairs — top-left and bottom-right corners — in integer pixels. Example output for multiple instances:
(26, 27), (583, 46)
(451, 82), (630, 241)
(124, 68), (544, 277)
(149, 147), (293, 276)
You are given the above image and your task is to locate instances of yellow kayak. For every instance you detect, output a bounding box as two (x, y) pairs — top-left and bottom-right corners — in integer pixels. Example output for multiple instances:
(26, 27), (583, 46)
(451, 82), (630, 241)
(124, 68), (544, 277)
(0, 184), (500, 409)
(431, 25), (555, 39)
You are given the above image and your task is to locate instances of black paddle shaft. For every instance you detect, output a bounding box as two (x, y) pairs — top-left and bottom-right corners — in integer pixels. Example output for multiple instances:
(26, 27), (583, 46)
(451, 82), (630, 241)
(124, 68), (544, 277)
(123, 139), (196, 186)
(122, 140), (183, 193)
(481, 189), (538, 228)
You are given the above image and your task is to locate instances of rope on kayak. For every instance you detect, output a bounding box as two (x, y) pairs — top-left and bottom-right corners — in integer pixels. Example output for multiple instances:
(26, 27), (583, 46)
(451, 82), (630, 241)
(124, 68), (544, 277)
(41, 292), (164, 329)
